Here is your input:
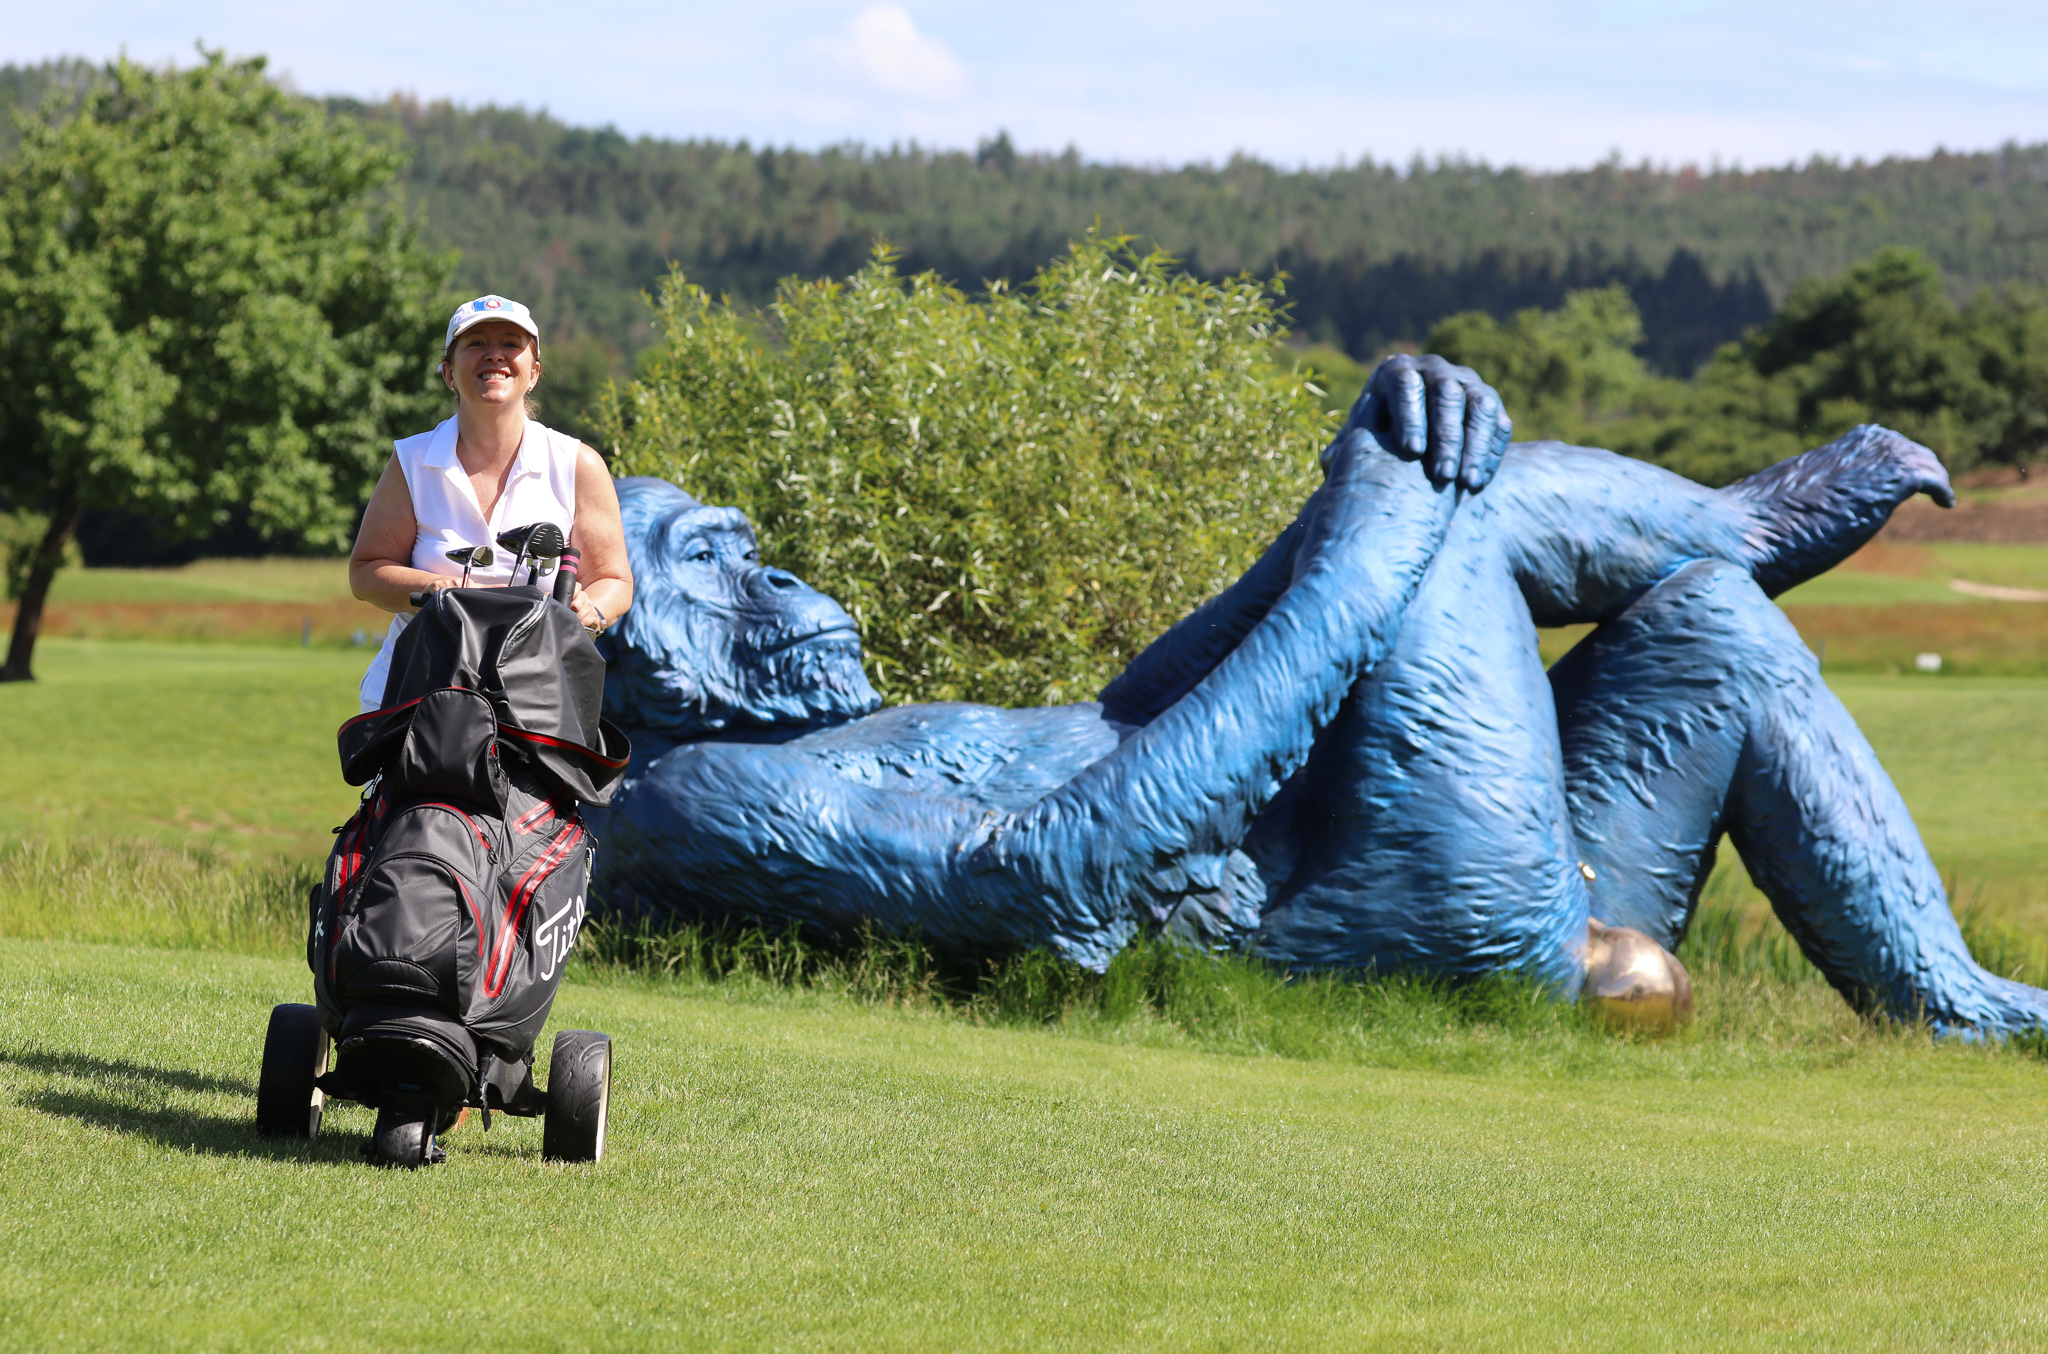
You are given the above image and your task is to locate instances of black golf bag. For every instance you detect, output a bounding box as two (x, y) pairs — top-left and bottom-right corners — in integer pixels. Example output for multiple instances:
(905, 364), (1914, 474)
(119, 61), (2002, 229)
(290, 582), (630, 1162)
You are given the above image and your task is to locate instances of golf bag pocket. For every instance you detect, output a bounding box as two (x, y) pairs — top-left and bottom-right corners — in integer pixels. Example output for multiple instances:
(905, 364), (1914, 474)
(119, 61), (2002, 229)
(466, 810), (593, 1060)
(340, 686), (509, 810)
(322, 800), (497, 1024)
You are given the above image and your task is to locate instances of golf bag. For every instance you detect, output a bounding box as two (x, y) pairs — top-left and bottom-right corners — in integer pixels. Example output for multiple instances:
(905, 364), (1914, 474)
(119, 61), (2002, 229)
(308, 584), (630, 1133)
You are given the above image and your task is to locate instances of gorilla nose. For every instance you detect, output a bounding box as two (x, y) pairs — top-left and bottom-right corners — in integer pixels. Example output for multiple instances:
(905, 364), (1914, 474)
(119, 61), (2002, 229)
(738, 564), (859, 634)
(744, 567), (810, 599)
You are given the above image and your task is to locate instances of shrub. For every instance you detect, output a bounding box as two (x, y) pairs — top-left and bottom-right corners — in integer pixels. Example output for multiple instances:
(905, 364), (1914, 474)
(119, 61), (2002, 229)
(600, 234), (1333, 706)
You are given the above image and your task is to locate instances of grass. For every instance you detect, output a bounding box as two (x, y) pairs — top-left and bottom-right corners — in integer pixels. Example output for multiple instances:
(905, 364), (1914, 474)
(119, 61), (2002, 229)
(4, 939), (2048, 1351)
(4, 604), (2048, 1344)
(1773, 542), (2048, 675)
(46, 557), (358, 605)
(1825, 674), (2048, 925)
(0, 839), (314, 954)
(4, 831), (2043, 1078)
(0, 640), (367, 858)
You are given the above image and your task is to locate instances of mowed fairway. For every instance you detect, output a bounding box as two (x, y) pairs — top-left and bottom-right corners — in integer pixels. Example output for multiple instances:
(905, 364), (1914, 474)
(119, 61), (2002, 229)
(4, 942), (2048, 1352)
(5, 594), (2048, 1349)
(0, 640), (368, 858)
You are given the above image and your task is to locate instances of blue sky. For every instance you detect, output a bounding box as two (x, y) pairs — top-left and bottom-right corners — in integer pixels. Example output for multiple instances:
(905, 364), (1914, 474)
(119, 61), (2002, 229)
(8, 1), (2048, 169)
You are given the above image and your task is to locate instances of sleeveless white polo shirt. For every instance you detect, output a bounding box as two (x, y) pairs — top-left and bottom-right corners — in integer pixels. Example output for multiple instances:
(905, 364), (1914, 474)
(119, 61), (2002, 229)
(357, 416), (580, 711)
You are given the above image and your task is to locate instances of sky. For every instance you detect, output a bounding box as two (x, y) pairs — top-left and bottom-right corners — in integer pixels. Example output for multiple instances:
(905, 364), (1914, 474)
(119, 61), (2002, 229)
(7, 1), (2048, 170)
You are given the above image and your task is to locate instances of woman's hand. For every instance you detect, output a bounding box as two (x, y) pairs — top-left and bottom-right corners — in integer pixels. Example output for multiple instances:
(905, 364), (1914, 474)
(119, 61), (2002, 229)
(568, 584), (612, 634)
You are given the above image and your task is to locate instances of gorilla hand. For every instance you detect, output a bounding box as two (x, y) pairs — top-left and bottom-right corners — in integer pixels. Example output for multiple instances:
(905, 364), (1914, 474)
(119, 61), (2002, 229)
(1343, 354), (1514, 492)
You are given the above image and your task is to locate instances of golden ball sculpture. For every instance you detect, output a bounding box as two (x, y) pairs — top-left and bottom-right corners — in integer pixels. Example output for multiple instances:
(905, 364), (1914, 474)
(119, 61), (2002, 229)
(1582, 919), (1695, 1033)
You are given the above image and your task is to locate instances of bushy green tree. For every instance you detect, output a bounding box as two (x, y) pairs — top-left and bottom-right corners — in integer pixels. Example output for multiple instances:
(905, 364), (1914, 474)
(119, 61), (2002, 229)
(1427, 285), (1654, 439)
(0, 51), (452, 680)
(1649, 248), (2048, 482)
(601, 236), (1333, 706)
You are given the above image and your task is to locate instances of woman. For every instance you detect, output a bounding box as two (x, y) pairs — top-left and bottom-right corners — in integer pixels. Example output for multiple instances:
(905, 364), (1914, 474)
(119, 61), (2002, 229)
(350, 294), (634, 712)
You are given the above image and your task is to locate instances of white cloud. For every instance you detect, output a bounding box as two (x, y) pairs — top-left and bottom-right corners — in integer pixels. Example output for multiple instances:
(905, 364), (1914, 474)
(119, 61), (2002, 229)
(838, 5), (966, 102)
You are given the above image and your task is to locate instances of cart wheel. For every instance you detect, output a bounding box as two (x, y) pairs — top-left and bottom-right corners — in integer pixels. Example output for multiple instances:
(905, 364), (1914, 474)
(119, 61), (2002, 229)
(541, 1030), (610, 1163)
(256, 1004), (328, 1139)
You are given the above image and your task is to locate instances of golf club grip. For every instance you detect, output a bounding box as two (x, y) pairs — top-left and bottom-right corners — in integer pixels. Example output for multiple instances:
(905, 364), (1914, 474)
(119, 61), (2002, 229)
(552, 549), (581, 606)
(409, 590), (427, 608)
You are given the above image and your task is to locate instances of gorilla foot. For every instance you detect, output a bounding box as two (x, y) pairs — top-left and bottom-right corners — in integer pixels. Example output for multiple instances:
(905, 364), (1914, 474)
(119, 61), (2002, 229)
(1913, 968), (2048, 1041)
(1582, 920), (1694, 1033)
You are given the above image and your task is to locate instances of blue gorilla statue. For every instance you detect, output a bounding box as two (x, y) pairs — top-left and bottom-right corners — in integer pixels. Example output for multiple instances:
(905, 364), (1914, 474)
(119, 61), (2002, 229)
(586, 357), (2048, 1036)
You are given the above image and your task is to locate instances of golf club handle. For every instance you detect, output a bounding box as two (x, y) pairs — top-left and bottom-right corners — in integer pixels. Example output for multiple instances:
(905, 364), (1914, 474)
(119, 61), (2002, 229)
(409, 590), (427, 608)
(552, 548), (581, 606)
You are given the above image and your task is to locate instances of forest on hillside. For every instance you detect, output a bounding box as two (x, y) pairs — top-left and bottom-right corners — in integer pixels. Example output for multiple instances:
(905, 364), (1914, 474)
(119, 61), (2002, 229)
(332, 96), (2048, 382)
(7, 55), (2048, 569)
(8, 56), (2048, 381)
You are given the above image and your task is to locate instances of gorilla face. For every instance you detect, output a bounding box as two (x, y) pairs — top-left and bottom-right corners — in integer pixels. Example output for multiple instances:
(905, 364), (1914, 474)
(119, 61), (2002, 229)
(608, 478), (882, 738)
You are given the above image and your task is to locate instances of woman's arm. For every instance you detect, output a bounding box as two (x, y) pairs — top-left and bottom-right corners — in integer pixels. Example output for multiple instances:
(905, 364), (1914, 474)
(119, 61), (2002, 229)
(349, 457), (452, 614)
(568, 445), (634, 632)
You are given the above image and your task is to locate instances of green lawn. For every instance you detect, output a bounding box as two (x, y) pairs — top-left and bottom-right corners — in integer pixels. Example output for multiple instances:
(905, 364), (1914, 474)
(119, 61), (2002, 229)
(1832, 675), (2048, 928)
(3, 940), (2046, 1352)
(0, 640), (367, 858)
(5, 633), (2048, 1347)
(1779, 543), (2048, 608)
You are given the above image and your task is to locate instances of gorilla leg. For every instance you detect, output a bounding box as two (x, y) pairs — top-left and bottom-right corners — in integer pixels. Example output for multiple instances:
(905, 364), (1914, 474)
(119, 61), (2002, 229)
(1251, 516), (1591, 992)
(1553, 559), (2048, 1034)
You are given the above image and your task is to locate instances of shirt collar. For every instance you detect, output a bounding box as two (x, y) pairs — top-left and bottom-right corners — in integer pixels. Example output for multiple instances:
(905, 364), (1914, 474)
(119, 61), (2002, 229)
(512, 421), (548, 478)
(422, 417), (545, 478)
(422, 416), (460, 469)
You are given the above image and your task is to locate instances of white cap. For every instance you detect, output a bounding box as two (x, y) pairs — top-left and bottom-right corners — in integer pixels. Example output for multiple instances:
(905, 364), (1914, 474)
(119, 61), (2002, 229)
(445, 294), (539, 352)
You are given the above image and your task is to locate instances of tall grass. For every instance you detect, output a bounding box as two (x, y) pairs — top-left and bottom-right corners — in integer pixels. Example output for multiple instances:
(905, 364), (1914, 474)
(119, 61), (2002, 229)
(8, 837), (2042, 1070)
(1677, 862), (2048, 987)
(0, 839), (308, 955)
(577, 911), (1641, 1072)
(576, 900), (1986, 1073)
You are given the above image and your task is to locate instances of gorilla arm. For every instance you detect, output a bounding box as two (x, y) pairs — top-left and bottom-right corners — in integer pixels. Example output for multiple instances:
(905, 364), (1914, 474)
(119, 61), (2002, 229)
(602, 420), (1468, 966)
(1101, 354), (1512, 727)
(961, 421), (1468, 965)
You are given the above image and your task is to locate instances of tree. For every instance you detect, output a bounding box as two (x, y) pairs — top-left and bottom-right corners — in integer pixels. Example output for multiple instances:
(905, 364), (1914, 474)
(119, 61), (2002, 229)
(0, 51), (453, 680)
(1426, 284), (1652, 440)
(601, 236), (1333, 707)
(1429, 250), (2048, 487)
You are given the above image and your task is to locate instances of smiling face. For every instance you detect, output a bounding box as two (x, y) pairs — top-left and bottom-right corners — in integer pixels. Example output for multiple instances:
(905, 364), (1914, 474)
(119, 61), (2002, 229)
(606, 479), (881, 738)
(440, 320), (540, 412)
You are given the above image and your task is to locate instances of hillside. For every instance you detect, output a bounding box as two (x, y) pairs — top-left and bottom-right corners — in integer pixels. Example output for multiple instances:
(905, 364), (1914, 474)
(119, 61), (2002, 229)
(341, 102), (2048, 376)
(8, 58), (2048, 379)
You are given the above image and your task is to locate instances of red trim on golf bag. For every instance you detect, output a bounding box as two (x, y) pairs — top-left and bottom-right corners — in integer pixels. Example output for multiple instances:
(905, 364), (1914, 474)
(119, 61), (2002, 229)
(484, 819), (584, 999)
(416, 801), (493, 851)
(339, 692), (427, 734)
(497, 723), (630, 770)
(322, 792), (385, 984)
(510, 800), (556, 835)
